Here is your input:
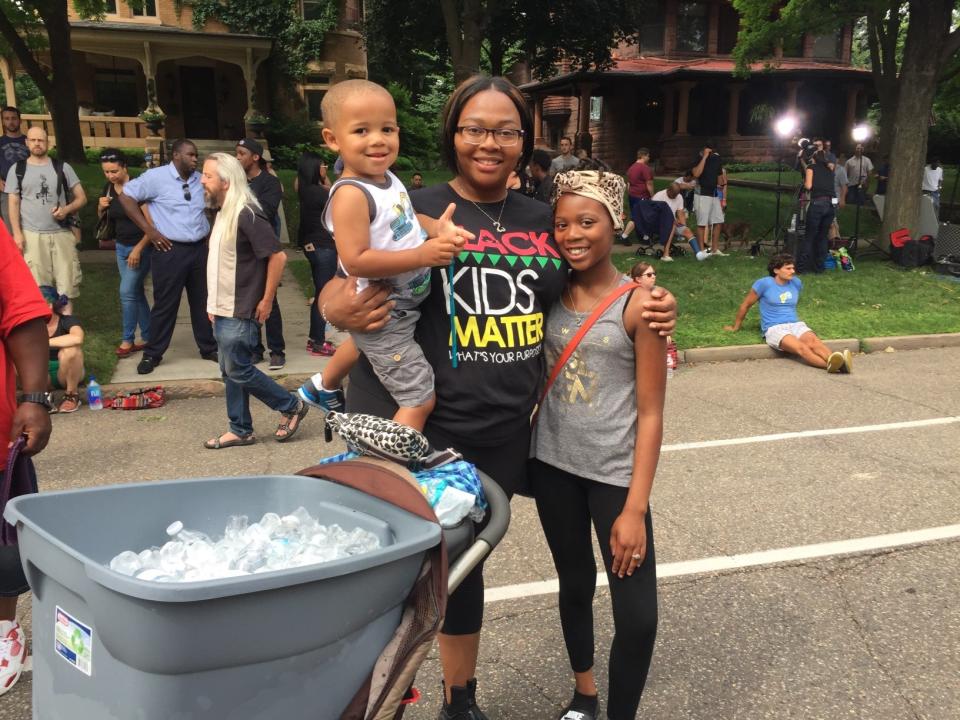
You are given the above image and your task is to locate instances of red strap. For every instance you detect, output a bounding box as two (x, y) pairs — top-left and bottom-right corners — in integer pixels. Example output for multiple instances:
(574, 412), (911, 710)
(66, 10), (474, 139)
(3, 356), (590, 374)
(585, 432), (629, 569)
(532, 281), (635, 425)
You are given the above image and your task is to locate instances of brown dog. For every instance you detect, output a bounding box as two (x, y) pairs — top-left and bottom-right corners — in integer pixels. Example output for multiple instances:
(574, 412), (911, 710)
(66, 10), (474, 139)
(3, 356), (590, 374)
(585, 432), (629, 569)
(719, 221), (752, 251)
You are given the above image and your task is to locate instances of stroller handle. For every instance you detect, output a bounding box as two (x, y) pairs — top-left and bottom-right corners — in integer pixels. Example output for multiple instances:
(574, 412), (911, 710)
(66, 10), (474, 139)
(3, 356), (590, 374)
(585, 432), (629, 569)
(446, 470), (511, 594)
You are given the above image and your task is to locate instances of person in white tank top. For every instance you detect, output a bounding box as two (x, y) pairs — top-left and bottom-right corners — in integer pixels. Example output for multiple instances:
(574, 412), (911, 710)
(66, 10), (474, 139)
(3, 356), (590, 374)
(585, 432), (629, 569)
(295, 80), (470, 432)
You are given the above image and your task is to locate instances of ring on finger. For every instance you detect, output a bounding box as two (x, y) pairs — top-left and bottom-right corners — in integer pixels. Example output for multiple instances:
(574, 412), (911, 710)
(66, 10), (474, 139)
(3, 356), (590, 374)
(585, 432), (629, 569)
(631, 553), (642, 561)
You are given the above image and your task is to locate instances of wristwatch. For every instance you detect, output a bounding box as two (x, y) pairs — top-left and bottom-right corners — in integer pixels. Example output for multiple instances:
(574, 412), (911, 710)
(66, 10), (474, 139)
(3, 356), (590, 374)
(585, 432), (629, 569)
(19, 392), (53, 411)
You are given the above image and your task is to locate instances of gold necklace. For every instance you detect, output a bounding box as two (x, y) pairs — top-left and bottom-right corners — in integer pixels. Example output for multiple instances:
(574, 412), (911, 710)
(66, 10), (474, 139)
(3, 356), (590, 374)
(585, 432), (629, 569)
(566, 270), (622, 327)
(457, 181), (508, 232)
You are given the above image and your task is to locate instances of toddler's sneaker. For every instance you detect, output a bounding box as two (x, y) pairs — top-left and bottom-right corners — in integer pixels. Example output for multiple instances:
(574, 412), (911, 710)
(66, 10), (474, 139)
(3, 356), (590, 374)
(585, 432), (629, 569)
(695, 250), (709, 262)
(297, 379), (344, 414)
(0, 620), (27, 696)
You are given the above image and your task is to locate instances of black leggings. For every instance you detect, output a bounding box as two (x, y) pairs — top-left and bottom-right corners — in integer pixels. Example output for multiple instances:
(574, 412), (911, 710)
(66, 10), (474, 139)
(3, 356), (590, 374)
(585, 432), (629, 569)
(529, 459), (658, 720)
(346, 372), (529, 635)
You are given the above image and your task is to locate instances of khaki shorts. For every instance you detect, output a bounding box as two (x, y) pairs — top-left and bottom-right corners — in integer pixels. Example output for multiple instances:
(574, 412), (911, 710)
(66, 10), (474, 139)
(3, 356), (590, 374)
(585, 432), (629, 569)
(22, 228), (82, 298)
(694, 195), (725, 226)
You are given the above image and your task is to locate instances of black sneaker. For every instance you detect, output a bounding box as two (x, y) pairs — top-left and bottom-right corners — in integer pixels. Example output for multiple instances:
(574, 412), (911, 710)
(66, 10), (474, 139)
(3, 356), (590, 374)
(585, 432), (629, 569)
(200, 351), (219, 363)
(137, 356), (160, 375)
(268, 353), (286, 370)
(252, 352), (264, 364)
(437, 679), (489, 720)
(557, 691), (598, 720)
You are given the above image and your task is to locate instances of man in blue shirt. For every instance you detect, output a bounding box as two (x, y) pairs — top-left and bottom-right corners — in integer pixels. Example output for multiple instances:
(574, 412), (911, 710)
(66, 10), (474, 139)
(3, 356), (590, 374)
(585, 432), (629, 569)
(0, 106), (30, 235)
(118, 139), (217, 374)
(723, 253), (851, 373)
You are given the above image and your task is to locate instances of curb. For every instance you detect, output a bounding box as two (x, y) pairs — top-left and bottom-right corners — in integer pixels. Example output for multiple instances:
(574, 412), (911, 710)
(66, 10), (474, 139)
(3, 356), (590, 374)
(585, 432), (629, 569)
(101, 333), (960, 399)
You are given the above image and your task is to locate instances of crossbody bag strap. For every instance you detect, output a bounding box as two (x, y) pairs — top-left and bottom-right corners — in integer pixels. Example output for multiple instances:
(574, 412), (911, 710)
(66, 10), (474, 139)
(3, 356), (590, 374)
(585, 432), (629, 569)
(532, 280), (635, 425)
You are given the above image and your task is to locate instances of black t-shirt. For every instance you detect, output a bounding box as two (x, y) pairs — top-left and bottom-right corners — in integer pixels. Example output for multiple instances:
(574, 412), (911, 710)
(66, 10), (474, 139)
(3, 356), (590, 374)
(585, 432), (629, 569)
(348, 183), (568, 444)
(298, 183), (334, 249)
(207, 207), (281, 319)
(49, 314), (81, 361)
(102, 184), (143, 245)
(810, 162), (835, 198)
(248, 171), (283, 233)
(692, 153), (724, 195)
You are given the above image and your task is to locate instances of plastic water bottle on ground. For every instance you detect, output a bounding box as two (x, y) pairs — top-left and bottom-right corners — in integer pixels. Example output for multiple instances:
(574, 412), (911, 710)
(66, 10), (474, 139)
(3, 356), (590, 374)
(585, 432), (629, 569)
(87, 376), (103, 410)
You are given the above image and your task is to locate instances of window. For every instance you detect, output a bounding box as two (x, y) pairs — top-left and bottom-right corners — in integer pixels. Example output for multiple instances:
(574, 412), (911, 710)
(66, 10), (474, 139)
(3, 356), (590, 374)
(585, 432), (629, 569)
(303, 0), (329, 21)
(104, 0), (117, 12)
(306, 90), (326, 122)
(131, 0), (157, 16)
(639, 3), (665, 53)
(93, 69), (138, 116)
(589, 97), (602, 122)
(343, 0), (363, 25)
(717, 4), (740, 54)
(306, 74), (331, 86)
(676, 1), (709, 53)
(812, 30), (842, 59)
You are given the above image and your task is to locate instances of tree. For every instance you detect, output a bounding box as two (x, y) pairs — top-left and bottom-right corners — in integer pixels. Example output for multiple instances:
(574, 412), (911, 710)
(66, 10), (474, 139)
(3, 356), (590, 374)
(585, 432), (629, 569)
(0, 0), (105, 163)
(365, 0), (646, 86)
(733, 0), (960, 247)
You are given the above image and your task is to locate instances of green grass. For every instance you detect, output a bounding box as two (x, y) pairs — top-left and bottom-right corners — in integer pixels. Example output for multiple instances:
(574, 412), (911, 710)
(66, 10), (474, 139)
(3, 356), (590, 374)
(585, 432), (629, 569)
(613, 252), (960, 350)
(287, 258), (315, 300)
(72, 264), (121, 383)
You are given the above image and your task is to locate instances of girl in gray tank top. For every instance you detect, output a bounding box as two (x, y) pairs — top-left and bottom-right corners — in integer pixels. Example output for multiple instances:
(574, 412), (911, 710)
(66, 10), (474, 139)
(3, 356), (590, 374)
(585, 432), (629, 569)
(530, 166), (666, 720)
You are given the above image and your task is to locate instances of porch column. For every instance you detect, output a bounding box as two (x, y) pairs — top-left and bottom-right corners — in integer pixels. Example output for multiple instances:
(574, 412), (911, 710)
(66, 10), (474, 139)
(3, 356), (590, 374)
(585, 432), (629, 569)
(660, 86), (675, 138)
(844, 84), (859, 131)
(0, 57), (15, 108)
(141, 41), (163, 114)
(707, 3), (720, 54)
(243, 47), (258, 122)
(726, 82), (745, 137)
(785, 80), (802, 112)
(675, 81), (696, 136)
(575, 83), (593, 153)
(534, 96), (545, 145)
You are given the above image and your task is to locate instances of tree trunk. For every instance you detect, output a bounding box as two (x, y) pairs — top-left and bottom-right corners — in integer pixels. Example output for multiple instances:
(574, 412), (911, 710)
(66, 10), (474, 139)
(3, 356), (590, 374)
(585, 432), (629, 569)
(40, 3), (85, 164)
(879, 0), (953, 247)
(440, 0), (485, 85)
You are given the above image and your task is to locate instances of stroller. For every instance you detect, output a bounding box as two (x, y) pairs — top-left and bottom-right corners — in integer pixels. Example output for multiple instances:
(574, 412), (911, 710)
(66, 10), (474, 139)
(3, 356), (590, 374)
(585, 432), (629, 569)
(4, 416), (511, 720)
(632, 198), (688, 259)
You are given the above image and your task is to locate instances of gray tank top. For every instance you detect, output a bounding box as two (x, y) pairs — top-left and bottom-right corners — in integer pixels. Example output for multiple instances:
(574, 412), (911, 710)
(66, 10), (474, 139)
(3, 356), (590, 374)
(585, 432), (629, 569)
(533, 277), (637, 487)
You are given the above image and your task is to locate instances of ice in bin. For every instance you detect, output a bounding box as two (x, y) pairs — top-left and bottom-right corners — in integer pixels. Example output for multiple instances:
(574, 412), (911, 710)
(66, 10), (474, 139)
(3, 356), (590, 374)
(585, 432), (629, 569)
(4, 474), (441, 719)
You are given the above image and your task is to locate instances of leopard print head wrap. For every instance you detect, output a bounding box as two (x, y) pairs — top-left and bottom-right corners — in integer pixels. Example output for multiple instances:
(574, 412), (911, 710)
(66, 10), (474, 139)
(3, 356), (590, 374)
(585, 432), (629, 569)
(551, 168), (627, 232)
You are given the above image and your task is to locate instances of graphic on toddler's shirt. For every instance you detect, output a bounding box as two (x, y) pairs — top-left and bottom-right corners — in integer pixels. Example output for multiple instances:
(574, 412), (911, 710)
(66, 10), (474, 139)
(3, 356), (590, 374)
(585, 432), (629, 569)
(778, 290), (793, 304)
(389, 192), (415, 242)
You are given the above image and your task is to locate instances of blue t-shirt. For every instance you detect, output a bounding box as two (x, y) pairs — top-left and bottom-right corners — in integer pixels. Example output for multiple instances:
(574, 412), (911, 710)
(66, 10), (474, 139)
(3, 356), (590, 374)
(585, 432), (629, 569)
(751, 276), (802, 333)
(0, 135), (29, 185)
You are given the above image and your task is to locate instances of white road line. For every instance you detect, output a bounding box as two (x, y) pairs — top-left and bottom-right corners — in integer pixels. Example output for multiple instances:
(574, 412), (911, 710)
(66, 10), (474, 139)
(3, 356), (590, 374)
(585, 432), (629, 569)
(660, 416), (960, 453)
(484, 523), (960, 604)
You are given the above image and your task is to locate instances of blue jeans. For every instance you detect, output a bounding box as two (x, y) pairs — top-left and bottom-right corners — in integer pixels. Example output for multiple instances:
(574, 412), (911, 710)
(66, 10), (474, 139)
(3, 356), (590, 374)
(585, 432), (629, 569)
(304, 245), (338, 343)
(214, 316), (299, 436)
(116, 243), (153, 343)
(800, 199), (835, 273)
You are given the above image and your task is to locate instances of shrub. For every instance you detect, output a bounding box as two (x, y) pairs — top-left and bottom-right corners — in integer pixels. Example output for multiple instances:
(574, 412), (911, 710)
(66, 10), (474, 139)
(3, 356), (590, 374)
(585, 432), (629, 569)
(269, 143), (336, 170)
(725, 161), (782, 173)
(265, 115), (322, 149)
(84, 148), (148, 166)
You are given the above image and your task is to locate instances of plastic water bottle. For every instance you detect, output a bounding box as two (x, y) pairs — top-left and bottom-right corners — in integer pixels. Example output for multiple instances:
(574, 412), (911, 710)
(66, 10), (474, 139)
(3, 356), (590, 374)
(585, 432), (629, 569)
(87, 376), (103, 411)
(666, 353), (673, 379)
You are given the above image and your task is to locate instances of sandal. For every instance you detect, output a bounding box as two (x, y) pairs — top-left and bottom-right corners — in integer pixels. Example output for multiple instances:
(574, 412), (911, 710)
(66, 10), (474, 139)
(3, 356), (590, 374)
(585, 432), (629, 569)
(58, 392), (81, 414)
(275, 399), (308, 442)
(204, 433), (256, 450)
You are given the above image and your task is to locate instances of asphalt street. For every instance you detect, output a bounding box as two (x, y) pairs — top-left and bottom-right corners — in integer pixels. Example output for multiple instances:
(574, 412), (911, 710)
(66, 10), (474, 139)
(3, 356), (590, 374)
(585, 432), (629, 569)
(3, 346), (958, 719)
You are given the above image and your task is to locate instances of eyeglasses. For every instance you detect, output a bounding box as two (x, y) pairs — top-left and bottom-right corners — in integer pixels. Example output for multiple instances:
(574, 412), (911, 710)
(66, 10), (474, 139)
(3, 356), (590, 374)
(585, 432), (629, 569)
(181, 182), (191, 202)
(635, 272), (656, 279)
(457, 126), (525, 146)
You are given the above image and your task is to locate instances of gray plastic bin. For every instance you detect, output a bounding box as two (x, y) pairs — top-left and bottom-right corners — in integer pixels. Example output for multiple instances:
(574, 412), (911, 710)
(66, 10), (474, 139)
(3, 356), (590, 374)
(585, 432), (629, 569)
(4, 474), (442, 720)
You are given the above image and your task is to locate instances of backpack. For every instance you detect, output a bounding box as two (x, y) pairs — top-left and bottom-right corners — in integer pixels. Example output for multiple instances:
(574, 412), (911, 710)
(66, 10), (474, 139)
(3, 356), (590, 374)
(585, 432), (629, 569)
(15, 157), (72, 206)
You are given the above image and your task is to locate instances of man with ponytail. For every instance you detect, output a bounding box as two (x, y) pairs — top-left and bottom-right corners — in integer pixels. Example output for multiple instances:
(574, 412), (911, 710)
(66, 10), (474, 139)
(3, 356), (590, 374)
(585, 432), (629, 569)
(200, 153), (308, 449)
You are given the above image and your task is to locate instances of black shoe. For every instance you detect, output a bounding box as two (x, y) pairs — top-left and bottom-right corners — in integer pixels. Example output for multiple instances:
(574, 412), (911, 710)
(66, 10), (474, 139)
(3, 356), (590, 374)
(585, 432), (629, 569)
(437, 679), (489, 720)
(557, 691), (598, 720)
(268, 352), (286, 370)
(137, 356), (160, 375)
(252, 352), (264, 364)
(200, 351), (218, 362)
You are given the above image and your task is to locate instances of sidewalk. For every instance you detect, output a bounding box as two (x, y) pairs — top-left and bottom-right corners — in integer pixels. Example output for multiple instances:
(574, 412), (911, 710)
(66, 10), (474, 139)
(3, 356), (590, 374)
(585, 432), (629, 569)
(109, 261), (347, 385)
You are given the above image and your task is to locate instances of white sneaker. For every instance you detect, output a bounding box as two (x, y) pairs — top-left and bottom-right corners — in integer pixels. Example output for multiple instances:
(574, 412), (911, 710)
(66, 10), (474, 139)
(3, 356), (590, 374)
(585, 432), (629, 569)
(661, 255), (674, 262)
(712, 249), (729, 256)
(695, 251), (709, 262)
(0, 620), (26, 696)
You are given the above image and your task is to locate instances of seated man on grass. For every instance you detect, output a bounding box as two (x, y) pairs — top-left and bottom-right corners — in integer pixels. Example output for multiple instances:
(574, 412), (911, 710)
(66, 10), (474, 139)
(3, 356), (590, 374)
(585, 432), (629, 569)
(723, 253), (852, 373)
(40, 285), (85, 412)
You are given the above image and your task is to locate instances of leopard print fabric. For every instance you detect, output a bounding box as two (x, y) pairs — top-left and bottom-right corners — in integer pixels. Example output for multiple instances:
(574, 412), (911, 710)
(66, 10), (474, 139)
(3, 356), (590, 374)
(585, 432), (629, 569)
(325, 412), (430, 463)
(552, 169), (627, 232)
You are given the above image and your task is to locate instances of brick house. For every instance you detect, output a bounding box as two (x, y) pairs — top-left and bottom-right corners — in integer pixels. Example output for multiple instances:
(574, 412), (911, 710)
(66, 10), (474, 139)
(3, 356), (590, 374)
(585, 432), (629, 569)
(0, 0), (366, 150)
(519, 0), (873, 172)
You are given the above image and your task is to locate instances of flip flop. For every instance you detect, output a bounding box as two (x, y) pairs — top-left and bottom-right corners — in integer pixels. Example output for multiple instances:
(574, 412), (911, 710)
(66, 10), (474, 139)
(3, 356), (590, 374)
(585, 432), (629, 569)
(204, 433), (256, 450)
(275, 400), (309, 442)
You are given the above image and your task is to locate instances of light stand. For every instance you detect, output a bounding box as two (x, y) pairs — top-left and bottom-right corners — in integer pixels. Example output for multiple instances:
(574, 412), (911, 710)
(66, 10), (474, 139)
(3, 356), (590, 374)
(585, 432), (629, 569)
(848, 125), (873, 256)
(752, 115), (796, 256)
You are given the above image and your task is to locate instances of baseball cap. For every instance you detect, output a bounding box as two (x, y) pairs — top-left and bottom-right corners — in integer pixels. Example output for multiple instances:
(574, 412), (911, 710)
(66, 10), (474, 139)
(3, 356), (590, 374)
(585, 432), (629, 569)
(236, 137), (264, 158)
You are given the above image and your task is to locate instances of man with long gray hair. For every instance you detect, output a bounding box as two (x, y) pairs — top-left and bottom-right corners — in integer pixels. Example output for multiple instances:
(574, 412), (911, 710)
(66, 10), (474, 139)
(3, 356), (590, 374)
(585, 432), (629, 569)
(200, 152), (308, 449)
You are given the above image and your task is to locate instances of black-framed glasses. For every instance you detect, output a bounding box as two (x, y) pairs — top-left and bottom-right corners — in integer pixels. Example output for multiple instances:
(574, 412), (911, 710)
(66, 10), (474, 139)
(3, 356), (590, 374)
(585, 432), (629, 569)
(456, 126), (525, 146)
(181, 182), (191, 202)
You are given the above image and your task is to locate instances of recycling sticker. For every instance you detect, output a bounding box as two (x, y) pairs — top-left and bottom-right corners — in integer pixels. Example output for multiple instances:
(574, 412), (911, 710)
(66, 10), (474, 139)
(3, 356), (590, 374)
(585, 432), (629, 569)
(55, 606), (92, 676)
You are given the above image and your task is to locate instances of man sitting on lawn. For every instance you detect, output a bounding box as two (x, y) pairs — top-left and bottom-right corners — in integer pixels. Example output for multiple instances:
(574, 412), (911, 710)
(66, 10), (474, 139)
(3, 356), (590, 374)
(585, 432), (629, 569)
(723, 253), (853, 373)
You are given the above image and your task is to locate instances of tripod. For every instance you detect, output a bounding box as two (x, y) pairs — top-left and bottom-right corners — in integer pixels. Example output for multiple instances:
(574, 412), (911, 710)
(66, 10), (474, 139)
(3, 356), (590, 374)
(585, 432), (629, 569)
(752, 140), (789, 256)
